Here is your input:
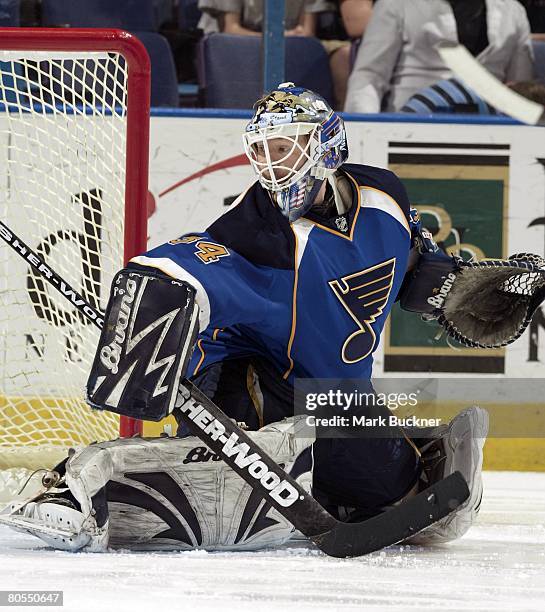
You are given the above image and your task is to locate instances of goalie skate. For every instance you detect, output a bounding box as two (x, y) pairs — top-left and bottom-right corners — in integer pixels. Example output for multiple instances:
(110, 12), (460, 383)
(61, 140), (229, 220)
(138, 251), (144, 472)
(0, 496), (108, 552)
(407, 405), (489, 544)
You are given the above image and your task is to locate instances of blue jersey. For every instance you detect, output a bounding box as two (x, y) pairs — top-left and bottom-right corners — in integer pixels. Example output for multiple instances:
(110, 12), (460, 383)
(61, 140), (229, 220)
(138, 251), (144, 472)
(130, 164), (413, 384)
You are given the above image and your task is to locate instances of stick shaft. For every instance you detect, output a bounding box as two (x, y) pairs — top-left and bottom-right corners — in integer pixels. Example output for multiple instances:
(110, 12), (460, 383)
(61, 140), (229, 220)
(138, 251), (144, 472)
(0, 220), (104, 328)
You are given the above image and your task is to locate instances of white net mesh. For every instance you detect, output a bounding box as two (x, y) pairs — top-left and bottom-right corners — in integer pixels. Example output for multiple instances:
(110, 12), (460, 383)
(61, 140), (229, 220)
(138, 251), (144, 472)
(0, 49), (130, 470)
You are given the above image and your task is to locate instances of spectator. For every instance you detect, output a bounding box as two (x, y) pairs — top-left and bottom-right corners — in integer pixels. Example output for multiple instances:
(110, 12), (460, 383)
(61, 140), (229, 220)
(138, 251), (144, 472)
(518, 1), (545, 34)
(321, 1), (375, 108)
(509, 79), (545, 103)
(400, 77), (545, 115)
(198, 0), (328, 36)
(345, 0), (534, 113)
(198, 0), (351, 109)
(20, 0), (175, 29)
(401, 78), (498, 115)
(339, 0), (374, 40)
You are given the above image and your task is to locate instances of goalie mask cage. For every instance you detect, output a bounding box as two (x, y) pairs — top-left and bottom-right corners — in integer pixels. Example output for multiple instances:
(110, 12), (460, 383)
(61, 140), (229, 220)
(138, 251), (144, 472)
(0, 29), (149, 472)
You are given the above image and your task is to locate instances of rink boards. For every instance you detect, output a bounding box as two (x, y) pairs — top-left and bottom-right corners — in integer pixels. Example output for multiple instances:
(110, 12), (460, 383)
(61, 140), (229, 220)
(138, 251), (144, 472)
(2, 109), (543, 471)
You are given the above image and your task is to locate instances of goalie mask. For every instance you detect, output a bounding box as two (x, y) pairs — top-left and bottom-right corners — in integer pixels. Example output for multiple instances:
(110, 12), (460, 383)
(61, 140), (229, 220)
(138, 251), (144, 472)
(243, 83), (348, 222)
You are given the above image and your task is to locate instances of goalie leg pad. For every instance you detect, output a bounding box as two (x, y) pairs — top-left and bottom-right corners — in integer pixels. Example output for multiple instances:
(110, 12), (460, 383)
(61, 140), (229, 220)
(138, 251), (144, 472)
(4, 418), (314, 552)
(87, 267), (199, 421)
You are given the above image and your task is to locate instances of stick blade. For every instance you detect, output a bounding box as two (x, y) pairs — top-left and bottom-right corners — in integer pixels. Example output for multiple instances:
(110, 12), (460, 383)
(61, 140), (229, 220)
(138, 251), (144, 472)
(311, 471), (469, 558)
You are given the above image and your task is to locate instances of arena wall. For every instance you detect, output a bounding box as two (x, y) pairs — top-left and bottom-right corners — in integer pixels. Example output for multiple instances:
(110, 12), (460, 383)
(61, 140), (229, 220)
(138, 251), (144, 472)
(144, 110), (545, 471)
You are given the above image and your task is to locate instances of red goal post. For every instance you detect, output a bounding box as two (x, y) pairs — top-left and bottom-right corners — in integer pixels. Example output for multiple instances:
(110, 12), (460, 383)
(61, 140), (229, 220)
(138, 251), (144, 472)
(0, 28), (150, 469)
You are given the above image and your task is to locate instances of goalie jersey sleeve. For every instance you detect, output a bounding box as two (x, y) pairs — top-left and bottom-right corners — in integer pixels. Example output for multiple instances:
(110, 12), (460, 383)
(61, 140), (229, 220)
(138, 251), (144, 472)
(130, 164), (412, 382)
(130, 232), (273, 335)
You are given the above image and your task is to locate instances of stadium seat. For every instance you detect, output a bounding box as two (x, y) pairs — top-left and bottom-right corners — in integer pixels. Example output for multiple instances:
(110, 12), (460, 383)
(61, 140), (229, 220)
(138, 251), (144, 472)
(41, 0), (157, 31)
(532, 40), (545, 86)
(198, 34), (334, 109)
(0, 0), (19, 26)
(132, 32), (179, 107)
(0, 64), (24, 104)
(24, 31), (177, 109)
(178, 0), (201, 32)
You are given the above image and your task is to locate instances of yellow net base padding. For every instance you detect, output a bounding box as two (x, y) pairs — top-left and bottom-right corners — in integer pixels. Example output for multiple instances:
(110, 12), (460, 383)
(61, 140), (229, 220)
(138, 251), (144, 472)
(0, 395), (119, 470)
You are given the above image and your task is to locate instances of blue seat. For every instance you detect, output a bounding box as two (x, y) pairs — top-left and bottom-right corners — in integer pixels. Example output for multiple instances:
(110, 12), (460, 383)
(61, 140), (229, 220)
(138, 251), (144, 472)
(178, 0), (201, 32)
(286, 37), (334, 105)
(132, 31), (178, 107)
(0, 0), (19, 26)
(25, 31), (177, 109)
(41, 0), (157, 31)
(0, 63), (27, 105)
(532, 40), (545, 86)
(198, 34), (334, 109)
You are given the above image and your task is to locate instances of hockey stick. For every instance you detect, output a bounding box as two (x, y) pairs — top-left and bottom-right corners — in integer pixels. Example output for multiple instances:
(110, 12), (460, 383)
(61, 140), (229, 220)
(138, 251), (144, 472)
(437, 43), (544, 125)
(0, 219), (469, 557)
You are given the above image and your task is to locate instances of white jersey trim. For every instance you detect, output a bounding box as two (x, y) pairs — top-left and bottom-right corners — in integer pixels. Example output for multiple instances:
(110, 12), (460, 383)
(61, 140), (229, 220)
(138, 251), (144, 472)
(292, 218), (314, 267)
(130, 255), (211, 332)
(360, 187), (411, 235)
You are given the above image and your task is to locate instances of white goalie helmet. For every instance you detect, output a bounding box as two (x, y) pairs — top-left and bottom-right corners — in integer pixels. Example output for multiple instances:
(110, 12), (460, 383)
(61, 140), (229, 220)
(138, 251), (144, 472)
(243, 83), (348, 222)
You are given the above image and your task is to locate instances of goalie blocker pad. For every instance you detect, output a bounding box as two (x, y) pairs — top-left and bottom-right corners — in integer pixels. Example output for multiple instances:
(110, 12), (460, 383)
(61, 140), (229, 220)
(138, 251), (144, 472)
(86, 267), (199, 421)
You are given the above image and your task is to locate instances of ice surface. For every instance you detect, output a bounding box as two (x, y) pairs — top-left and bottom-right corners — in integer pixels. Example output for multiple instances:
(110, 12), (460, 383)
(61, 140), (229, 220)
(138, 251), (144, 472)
(1, 471), (544, 612)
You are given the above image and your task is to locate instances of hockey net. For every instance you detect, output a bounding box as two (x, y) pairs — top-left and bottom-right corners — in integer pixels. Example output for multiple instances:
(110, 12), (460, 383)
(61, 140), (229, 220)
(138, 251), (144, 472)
(0, 29), (149, 491)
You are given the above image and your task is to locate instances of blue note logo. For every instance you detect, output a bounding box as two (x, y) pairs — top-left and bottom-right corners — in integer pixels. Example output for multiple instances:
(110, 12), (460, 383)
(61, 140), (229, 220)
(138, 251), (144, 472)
(329, 258), (396, 363)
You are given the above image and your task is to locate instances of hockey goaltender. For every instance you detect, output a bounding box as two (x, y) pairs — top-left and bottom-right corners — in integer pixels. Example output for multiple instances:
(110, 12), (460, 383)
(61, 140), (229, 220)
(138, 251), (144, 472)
(2, 84), (545, 554)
